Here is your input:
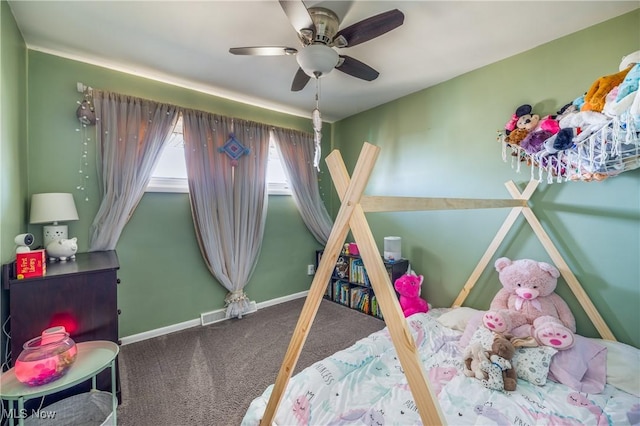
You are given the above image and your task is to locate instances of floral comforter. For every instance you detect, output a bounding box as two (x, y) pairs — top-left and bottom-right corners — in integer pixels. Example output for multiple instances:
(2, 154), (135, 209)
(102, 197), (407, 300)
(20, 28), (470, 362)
(242, 312), (640, 425)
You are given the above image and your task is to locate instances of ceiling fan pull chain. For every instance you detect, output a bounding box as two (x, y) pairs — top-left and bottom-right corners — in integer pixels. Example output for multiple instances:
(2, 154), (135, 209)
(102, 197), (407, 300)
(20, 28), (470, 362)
(315, 76), (321, 109)
(312, 77), (322, 170)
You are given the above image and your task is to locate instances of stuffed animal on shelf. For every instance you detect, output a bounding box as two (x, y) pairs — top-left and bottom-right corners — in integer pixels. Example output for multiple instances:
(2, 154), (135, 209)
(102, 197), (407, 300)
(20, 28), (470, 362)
(520, 129), (554, 155)
(504, 104), (540, 146)
(582, 65), (633, 113)
(482, 257), (576, 350)
(394, 272), (429, 317)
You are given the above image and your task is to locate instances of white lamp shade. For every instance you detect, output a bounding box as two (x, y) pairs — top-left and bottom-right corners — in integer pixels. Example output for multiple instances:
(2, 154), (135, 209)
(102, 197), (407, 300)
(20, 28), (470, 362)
(296, 45), (339, 78)
(30, 193), (79, 224)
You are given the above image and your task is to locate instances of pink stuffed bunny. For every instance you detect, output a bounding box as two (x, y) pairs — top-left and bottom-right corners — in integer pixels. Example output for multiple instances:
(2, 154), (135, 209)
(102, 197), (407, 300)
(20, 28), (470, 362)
(482, 257), (576, 350)
(394, 273), (429, 317)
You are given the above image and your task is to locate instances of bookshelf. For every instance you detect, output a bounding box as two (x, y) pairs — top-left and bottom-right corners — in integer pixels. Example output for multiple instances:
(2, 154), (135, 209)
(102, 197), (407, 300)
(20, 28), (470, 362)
(316, 249), (409, 319)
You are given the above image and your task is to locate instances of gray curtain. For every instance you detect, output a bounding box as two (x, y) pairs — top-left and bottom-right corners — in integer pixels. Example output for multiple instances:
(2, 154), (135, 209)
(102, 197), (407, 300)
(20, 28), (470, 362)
(182, 110), (270, 318)
(89, 91), (179, 251)
(272, 128), (333, 244)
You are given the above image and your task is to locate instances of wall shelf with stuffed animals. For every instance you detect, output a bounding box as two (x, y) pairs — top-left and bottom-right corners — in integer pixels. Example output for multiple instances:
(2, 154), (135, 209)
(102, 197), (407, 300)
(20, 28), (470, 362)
(500, 50), (640, 183)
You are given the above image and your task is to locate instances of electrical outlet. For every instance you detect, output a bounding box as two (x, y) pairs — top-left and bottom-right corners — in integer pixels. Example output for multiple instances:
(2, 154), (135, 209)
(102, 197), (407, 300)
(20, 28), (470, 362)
(307, 264), (315, 275)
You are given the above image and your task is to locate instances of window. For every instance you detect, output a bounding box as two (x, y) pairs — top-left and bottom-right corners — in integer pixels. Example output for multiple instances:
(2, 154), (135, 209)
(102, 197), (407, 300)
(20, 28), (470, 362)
(147, 116), (290, 195)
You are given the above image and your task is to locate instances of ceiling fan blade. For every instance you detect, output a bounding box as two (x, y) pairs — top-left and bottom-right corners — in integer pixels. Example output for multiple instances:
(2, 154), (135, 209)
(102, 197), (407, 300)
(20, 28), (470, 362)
(334, 9), (404, 47)
(279, 0), (315, 39)
(229, 46), (297, 56)
(336, 55), (379, 81)
(291, 67), (311, 91)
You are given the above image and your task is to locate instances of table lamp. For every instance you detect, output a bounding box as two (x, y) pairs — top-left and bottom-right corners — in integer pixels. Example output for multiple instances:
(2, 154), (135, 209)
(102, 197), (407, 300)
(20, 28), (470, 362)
(29, 193), (79, 247)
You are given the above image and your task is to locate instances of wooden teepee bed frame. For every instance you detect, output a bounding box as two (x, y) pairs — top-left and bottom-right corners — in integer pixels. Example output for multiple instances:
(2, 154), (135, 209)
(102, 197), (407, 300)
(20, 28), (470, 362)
(261, 142), (617, 425)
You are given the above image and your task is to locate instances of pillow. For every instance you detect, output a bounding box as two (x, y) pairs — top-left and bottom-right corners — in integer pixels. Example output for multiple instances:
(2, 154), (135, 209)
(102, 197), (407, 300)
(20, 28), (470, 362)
(512, 346), (557, 386)
(436, 307), (482, 332)
(589, 337), (640, 397)
(458, 310), (485, 349)
(468, 326), (557, 386)
(547, 335), (607, 393)
(468, 326), (495, 351)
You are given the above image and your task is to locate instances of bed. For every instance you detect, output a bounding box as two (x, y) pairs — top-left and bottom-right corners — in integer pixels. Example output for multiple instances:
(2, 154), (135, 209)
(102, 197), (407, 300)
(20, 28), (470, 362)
(244, 143), (639, 425)
(242, 308), (640, 425)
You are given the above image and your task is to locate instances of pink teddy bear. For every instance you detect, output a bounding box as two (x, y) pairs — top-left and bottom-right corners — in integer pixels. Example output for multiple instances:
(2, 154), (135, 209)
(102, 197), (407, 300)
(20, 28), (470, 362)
(394, 273), (429, 317)
(482, 257), (576, 350)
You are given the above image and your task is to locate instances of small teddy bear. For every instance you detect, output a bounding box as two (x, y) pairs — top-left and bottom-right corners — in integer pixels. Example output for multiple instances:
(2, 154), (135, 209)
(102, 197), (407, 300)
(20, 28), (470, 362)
(483, 333), (517, 391)
(482, 257), (576, 350)
(463, 333), (517, 391)
(394, 272), (429, 317)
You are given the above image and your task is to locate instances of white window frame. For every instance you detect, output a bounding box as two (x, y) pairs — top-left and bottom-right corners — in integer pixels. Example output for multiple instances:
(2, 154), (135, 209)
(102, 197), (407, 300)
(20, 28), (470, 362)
(146, 116), (291, 195)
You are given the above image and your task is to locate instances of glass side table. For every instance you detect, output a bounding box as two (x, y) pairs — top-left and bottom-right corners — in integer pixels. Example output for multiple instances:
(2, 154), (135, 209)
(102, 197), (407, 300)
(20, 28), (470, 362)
(0, 340), (119, 426)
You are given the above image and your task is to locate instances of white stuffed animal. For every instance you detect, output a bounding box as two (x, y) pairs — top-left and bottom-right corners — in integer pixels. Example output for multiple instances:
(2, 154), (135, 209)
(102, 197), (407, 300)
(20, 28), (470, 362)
(462, 341), (490, 380)
(479, 354), (512, 391)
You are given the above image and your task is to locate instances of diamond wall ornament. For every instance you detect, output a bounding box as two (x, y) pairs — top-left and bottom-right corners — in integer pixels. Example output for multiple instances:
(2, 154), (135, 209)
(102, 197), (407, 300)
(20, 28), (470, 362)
(218, 133), (250, 166)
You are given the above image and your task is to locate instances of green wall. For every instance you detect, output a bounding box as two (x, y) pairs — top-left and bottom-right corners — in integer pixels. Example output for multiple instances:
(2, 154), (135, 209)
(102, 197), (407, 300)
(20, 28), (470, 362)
(0, 0), (28, 366)
(333, 10), (640, 348)
(0, 1), (27, 263)
(25, 52), (332, 337)
(4, 4), (639, 348)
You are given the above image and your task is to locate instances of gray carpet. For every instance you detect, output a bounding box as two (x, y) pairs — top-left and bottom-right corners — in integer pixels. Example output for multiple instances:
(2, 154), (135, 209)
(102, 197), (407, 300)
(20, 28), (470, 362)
(116, 298), (386, 426)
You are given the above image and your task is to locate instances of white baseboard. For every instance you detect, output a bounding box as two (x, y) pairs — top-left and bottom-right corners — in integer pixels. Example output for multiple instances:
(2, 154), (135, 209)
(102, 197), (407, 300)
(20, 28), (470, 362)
(119, 290), (309, 346)
(255, 290), (308, 310)
(200, 300), (258, 326)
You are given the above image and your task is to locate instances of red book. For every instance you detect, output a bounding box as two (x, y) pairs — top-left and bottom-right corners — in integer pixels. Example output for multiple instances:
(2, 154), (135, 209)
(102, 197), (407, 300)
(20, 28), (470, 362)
(15, 249), (47, 279)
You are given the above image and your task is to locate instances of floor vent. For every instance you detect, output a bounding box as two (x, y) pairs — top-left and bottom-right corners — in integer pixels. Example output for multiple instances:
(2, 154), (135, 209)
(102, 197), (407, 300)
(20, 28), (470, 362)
(200, 300), (257, 326)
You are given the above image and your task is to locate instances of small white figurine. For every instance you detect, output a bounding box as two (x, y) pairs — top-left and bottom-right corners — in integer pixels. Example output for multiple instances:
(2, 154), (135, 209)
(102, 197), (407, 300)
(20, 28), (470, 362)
(46, 237), (78, 262)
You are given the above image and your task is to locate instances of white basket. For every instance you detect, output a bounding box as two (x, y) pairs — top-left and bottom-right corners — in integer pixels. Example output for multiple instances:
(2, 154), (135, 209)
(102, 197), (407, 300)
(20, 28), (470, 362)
(501, 115), (640, 183)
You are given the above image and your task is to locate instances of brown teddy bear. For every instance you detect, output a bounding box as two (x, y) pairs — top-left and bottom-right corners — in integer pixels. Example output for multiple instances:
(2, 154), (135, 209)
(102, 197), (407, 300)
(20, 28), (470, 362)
(463, 333), (517, 391)
(484, 333), (517, 392)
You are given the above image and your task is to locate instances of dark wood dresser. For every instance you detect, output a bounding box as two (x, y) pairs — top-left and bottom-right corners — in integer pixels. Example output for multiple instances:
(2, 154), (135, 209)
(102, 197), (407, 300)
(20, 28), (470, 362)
(2, 250), (121, 406)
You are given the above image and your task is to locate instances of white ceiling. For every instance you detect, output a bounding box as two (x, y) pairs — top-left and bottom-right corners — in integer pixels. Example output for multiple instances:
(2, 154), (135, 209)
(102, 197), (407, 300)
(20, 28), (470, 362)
(8, 1), (639, 122)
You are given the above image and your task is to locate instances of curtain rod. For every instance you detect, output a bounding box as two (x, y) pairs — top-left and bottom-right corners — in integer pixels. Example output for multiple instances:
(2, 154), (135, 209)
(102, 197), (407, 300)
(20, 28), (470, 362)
(74, 82), (314, 137)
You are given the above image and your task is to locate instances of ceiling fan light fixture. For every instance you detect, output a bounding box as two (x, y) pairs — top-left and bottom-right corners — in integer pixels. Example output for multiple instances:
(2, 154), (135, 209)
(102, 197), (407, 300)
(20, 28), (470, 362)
(296, 44), (339, 78)
(308, 7), (340, 44)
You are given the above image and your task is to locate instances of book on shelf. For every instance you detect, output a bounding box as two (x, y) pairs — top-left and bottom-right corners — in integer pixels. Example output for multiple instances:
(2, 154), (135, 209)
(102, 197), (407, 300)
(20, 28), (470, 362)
(317, 248), (407, 320)
(332, 280), (351, 306)
(371, 295), (384, 320)
(350, 287), (370, 314)
(349, 258), (372, 286)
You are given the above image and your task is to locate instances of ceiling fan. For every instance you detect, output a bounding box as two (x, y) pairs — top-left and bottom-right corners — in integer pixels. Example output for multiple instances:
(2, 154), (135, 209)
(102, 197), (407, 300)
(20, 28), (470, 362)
(229, 1), (405, 91)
